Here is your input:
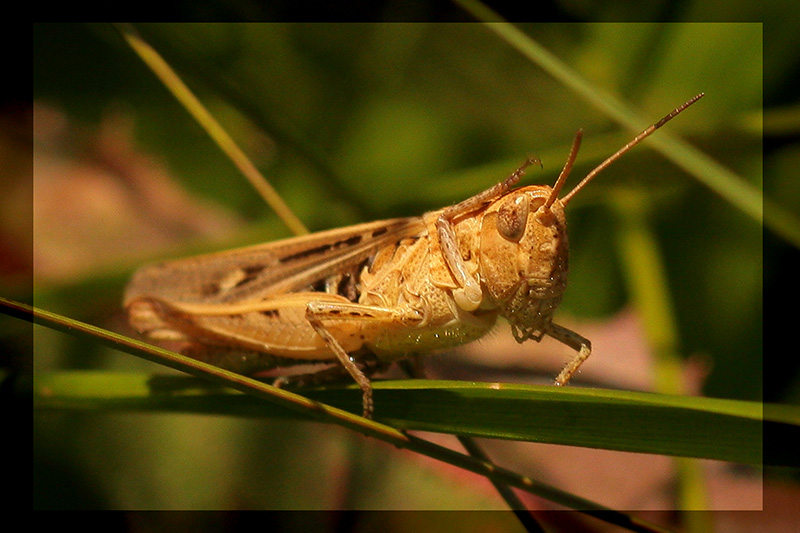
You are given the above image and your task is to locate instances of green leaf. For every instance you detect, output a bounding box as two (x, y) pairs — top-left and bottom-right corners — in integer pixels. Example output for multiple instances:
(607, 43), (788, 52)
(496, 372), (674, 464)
(34, 371), (785, 467)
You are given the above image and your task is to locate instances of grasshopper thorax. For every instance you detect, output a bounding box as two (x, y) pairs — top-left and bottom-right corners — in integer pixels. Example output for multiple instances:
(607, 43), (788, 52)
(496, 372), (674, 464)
(478, 185), (569, 342)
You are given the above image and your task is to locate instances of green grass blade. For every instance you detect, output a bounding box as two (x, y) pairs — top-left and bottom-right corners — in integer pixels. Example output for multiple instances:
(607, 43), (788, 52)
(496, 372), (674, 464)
(454, 2), (800, 247)
(14, 293), (774, 468)
(33, 371), (783, 467)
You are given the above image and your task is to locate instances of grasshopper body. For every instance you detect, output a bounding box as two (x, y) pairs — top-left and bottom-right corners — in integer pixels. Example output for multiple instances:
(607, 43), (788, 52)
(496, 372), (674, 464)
(125, 95), (703, 417)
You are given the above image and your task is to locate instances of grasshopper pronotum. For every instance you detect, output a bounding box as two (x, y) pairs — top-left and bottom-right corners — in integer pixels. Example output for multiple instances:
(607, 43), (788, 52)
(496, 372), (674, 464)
(125, 94), (703, 418)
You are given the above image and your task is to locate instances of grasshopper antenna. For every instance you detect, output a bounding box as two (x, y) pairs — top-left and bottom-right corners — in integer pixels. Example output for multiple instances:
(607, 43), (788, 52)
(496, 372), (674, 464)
(544, 129), (583, 209)
(560, 93), (704, 207)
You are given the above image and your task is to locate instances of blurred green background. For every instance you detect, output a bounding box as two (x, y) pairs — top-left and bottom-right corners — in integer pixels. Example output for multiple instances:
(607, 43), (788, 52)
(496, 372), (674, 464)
(23, 6), (793, 522)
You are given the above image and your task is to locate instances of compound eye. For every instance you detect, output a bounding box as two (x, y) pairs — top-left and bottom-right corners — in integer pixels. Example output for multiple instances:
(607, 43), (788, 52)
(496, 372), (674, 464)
(496, 194), (530, 242)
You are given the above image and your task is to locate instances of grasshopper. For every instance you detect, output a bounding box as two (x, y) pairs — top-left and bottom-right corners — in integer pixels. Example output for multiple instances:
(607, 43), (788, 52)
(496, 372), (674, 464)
(125, 94), (703, 418)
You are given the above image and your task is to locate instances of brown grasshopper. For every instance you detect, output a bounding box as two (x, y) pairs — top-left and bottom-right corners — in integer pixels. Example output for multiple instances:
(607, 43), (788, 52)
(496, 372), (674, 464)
(125, 94), (703, 418)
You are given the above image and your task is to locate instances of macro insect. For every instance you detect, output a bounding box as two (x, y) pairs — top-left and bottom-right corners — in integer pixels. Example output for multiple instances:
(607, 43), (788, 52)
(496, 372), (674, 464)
(125, 93), (703, 418)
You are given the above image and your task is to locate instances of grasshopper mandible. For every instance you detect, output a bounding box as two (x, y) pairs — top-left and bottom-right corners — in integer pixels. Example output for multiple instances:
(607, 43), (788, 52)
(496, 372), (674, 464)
(125, 94), (703, 418)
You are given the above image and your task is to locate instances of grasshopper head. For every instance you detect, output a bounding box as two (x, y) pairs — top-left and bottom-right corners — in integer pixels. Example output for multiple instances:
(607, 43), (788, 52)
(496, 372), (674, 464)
(474, 93), (705, 341)
(478, 184), (569, 341)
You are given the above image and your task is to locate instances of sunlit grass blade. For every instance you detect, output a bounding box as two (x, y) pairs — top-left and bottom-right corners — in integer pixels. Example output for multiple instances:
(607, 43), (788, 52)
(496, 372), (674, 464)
(114, 23), (308, 237)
